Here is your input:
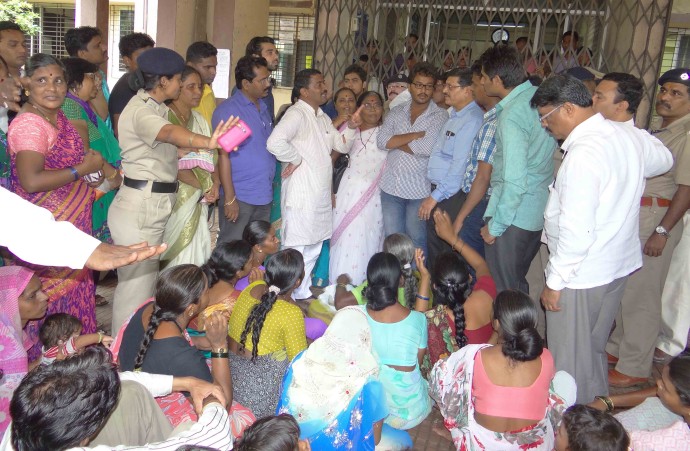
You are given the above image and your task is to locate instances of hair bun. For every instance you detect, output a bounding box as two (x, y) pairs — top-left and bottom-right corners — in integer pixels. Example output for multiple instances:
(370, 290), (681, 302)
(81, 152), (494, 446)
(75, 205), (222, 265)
(502, 327), (543, 362)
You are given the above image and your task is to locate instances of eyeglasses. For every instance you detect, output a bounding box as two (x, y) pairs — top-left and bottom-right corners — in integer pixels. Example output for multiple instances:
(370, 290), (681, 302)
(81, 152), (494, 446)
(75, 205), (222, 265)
(411, 82), (435, 91)
(444, 83), (464, 90)
(362, 102), (383, 110)
(539, 104), (564, 122)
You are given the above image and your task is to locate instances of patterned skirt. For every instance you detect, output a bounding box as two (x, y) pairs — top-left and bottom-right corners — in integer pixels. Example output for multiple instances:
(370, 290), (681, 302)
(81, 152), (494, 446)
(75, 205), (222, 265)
(229, 352), (289, 419)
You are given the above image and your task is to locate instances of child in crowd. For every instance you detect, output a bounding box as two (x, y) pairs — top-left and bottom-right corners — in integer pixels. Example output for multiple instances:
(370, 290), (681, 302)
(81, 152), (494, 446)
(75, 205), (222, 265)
(555, 404), (630, 451)
(39, 313), (113, 364)
(234, 414), (310, 451)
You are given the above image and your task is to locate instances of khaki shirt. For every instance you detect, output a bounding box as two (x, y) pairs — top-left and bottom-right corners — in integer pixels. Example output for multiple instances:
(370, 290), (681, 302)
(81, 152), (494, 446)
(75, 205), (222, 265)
(646, 113), (690, 199)
(118, 89), (178, 183)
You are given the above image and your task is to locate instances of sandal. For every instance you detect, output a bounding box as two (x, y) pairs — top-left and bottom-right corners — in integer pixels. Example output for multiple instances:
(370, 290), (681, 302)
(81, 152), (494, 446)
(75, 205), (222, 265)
(95, 294), (109, 307)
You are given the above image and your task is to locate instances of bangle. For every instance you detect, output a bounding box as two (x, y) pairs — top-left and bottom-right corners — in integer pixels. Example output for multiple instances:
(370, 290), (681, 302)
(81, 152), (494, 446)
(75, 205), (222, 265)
(595, 395), (614, 412)
(415, 293), (430, 301)
(224, 196), (236, 207)
(188, 134), (194, 147)
(106, 169), (119, 180)
(68, 166), (79, 181)
(451, 237), (458, 251)
(210, 352), (229, 359)
(97, 332), (103, 344)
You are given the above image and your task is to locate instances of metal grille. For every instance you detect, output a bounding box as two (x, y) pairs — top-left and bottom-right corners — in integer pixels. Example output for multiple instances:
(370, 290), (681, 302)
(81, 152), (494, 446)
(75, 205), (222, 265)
(268, 13), (316, 87)
(314, 0), (673, 126)
(28, 3), (75, 59)
(108, 4), (135, 78)
(661, 28), (690, 72)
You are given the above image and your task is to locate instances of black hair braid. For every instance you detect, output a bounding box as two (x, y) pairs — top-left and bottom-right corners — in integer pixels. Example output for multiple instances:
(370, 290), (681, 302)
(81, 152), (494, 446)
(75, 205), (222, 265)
(133, 306), (179, 370)
(401, 265), (418, 309)
(239, 291), (280, 361)
(447, 281), (472, 348)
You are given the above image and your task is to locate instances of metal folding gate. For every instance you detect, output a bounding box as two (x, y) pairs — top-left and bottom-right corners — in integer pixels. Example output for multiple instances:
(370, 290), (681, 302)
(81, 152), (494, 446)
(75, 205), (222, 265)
(314, 0), (673, 126)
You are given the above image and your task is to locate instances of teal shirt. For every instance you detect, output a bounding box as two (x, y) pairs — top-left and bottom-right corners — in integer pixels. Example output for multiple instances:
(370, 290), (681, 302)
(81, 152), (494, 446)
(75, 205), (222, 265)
(484, 81), (556, 236)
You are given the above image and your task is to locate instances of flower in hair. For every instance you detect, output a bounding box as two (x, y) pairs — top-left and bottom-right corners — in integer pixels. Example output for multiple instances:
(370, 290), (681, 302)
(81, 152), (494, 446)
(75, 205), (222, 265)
(402, 263), (412, 269)
(268, 285), (280, 294)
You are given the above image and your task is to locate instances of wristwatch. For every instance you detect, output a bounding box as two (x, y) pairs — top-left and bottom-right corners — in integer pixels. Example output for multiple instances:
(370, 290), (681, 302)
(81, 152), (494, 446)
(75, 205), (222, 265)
(655, 225), (670, 237)
(211, 347), (229, 358)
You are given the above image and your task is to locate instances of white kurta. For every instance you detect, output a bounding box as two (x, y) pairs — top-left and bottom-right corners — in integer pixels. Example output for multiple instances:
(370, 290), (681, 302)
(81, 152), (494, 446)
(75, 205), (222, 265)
(267, 100), (353, 246)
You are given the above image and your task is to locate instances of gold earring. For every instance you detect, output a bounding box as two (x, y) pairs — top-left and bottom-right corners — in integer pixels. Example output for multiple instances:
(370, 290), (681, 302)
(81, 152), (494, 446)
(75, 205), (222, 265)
(24, 89), (29, 96)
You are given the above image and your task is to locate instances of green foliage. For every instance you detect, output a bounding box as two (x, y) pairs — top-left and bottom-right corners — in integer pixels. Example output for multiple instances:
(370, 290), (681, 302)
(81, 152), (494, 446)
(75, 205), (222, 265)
(0, 0), (39, 36)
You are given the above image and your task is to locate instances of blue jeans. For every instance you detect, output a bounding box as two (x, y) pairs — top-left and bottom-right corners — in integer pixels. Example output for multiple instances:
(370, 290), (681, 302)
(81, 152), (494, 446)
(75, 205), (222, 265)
(381, 191), (427, 252)
(459, 196), (489, 258)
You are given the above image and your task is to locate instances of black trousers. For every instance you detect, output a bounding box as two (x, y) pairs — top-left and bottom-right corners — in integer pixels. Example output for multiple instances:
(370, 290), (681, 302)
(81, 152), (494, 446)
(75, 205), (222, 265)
(484, 222), (542, 294)
(426, 189), (467, 274)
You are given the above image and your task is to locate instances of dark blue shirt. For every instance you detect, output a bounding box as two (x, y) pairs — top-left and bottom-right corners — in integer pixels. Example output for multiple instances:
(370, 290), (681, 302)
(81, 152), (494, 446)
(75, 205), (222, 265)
(212, 90), (276, 205)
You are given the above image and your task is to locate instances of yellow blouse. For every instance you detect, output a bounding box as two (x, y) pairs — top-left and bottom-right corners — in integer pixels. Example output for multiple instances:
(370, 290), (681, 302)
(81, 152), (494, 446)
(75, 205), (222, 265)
(228, 281), (307, 360)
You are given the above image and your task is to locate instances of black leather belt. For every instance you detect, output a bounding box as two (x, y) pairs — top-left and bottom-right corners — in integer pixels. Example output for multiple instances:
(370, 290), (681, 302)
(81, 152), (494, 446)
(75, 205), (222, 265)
(123, 176), (178, 193)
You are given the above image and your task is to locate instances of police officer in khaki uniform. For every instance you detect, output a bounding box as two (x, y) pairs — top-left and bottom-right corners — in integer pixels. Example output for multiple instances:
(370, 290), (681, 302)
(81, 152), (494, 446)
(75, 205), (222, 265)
(108, 47), (237, 332)
(607, 68), (690, 386)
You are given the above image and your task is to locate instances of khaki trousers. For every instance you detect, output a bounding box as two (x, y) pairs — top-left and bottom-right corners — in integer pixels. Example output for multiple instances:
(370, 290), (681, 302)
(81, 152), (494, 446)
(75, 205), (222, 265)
(606, 202), (682, 377)
(108, 185), (175, 332)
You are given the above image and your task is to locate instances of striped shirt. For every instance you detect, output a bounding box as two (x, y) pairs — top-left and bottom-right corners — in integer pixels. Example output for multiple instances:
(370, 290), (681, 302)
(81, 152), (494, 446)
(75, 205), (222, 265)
(461, 107), (498, 194)
(378, 100), (448, 199)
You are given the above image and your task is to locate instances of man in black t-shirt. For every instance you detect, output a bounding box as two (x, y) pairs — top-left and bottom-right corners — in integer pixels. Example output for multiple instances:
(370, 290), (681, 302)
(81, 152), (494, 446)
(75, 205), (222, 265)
(108, 33), (154, 136)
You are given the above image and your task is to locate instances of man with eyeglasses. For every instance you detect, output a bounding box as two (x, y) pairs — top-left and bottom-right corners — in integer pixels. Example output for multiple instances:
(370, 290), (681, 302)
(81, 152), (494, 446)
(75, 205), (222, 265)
(478, 45), (556, 295)
(213, 56), (276, 243)
(531, 75), (671, 404)
(420, 68), (483, 267)
(377, 62), (448, 251)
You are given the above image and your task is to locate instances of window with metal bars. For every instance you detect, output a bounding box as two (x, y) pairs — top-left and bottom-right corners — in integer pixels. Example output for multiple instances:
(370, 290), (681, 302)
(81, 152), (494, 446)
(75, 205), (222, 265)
(661, 28), (690, 73)
(267, 13), (315, 88)
(108, 4), (135, 84)
(27, 3), (75, 59)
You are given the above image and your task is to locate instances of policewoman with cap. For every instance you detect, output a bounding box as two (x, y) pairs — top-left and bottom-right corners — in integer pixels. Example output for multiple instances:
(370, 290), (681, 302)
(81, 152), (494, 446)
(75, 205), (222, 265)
(108, 47), (238, 332)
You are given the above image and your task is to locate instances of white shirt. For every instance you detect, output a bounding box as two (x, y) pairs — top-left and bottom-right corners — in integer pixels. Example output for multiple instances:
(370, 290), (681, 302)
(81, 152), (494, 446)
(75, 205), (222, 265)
(267, 100), (353, 246)
(544, 113), (672, 290)
(0, 372), (233, 451)
(0, 187), (100, 269)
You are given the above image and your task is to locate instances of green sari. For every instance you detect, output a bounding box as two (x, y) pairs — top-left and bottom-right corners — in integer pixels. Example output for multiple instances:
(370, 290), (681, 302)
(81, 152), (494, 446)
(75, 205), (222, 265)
(61, 97), (121, 243)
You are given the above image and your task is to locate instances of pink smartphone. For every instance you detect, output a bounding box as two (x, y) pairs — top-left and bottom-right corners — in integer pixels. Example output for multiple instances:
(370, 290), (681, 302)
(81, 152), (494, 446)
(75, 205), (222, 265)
(218, 120), (252, 153)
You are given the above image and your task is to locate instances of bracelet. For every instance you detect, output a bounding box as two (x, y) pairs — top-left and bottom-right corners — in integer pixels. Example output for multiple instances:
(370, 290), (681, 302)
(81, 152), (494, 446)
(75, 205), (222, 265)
(97, 332), (103, 344)
(224, 196), (236, 207)
(595, 395), (614, 412)
(210, 352), (229, 359)
(451, 237), (459, 251)
(68, 166), (79, 181)
(415, 293), (430, 301)
(106, 170), (119, 180)
(188, 134), (194, 147)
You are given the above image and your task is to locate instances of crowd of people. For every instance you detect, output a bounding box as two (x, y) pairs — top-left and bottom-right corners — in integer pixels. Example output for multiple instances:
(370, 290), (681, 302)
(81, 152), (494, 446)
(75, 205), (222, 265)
(0, 18), (689, 451)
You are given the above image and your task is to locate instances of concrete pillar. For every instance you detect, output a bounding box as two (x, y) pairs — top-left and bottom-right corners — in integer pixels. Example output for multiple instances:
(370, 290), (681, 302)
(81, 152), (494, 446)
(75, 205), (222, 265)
(601, 0), (672, 127)
(134, 0), (207, 55)
(75, 0), (109, 73)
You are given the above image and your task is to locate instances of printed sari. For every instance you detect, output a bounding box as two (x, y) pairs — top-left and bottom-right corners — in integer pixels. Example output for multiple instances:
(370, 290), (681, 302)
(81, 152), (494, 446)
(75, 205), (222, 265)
(8, 111), (97, 353)
(429, 344), (575, 450)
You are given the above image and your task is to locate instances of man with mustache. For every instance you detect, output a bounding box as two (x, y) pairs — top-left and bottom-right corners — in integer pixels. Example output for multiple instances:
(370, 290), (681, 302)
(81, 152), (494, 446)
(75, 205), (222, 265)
(246, 36), (280, 121)
(377, 62), (448, 251)
(213, 56), (276, 243)
(267, 69), (356, 299)
(606, 68), (690, 386)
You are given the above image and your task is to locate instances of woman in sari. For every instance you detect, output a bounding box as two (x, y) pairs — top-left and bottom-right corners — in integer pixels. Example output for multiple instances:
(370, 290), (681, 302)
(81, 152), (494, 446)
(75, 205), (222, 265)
(61, 57), (123, 243)
(277, 306), (413, 450)
(330, 91), (387, 286)
(161, 66), (220, 267)
(228, 248), (308, 418)
(8, 54), (105, 346)
(429, 290), (576, 450)
(0, 266), (49, 434)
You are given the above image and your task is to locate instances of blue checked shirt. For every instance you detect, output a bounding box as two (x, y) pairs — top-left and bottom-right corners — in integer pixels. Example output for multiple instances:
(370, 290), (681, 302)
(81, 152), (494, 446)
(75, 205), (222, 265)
(378, 101), (449, 199)
(461, 107), (498, 194)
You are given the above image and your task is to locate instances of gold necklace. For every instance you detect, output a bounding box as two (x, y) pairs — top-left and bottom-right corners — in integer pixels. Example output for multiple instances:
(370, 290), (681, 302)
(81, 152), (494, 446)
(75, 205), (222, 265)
(27, 100), (57, 128)
(171, 103), (189, 125)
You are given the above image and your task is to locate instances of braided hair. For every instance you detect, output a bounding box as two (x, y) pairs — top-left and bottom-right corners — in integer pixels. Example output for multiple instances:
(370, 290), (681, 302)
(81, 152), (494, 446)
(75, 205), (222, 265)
(494, 290), (543, 362)
(133, 264), (207, 370)
(383, 233), (417, 309)
(363, 252), (402, 311)
(201, 240), (252, 287)
(239, 249), (304, 361)
(431, 252), (472, 348)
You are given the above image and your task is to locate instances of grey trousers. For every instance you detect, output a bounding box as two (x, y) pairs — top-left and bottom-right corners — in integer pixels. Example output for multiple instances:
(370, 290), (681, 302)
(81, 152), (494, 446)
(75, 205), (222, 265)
(217, 195), (271, 245)
(546, 276), (628, 404)
(90, 381), (172, 447)
(484, 223), (542, 293)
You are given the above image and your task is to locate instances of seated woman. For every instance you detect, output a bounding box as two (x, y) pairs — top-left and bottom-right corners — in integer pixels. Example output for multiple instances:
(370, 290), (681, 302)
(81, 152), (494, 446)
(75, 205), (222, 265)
(334, 233), (416, 310)
(430, 290), (575, 450)
(555, 405), (630, 451)
(235, 220), (280, 291)
(361, 252), (431, 430)
(0, 266), (48, 435)
(277, 306), (413, 450)
(588, 351), (690, 449)
(116, 264), (253, 432)
(228, 248), (308, 418)
(418, 210), (497, 377)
